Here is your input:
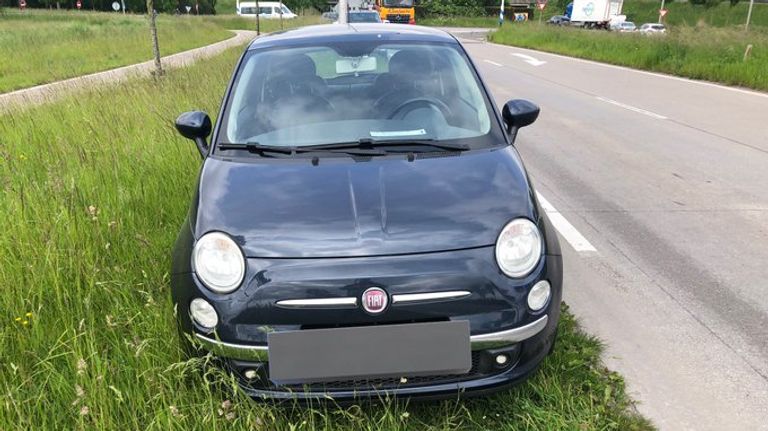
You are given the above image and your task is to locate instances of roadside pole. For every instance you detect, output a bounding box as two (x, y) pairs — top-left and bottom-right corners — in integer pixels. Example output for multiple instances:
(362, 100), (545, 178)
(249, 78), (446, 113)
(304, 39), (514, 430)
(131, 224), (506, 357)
(499, 0), (505, 26)
(745, 0), (754, 31)
(256, 0), (261, 35)
(338, 0), (348, 24)
(146, 0), (163, 75)
(279, 0), (284, 29)
(658, 0), (665, 23)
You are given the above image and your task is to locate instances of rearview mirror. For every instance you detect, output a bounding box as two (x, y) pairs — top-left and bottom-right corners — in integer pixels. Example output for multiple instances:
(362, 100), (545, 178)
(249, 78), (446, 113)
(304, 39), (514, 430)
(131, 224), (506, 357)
(175, 111), (212, 158)
(502, 99), (540, 140)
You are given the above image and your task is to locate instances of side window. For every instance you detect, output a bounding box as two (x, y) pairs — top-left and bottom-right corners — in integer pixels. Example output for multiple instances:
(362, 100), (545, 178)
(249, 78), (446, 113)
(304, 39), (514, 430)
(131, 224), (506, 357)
(259, 6), (271, 14)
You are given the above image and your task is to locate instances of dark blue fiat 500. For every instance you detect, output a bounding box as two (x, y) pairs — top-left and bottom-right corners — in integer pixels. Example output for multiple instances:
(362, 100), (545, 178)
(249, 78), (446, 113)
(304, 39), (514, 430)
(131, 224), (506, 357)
(171, 24), (562, 401)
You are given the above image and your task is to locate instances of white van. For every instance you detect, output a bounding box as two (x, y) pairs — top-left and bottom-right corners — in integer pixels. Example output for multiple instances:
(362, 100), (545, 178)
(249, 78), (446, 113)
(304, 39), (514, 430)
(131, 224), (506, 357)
(237, 1), (297, 19)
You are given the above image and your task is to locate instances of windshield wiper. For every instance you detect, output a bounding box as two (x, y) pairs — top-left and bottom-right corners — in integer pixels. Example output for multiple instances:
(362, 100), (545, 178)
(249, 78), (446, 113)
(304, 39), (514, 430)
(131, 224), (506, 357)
(216, 142), (387, 157)
(304, 138), (470, 152)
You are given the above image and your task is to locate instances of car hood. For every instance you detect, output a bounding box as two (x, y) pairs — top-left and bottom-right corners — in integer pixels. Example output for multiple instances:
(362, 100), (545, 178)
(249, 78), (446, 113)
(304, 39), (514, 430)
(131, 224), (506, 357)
(193, 147), (536, 258)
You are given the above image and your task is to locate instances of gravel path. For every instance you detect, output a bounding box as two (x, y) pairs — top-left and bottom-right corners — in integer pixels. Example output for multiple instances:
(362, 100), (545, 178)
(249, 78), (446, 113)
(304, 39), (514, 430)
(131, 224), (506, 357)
(0, 30), (258, 112)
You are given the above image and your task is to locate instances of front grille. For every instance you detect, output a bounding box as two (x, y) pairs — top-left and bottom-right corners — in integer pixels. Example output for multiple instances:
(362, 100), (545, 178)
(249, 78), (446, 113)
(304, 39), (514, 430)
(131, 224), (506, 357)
(386, 14), (410, 23)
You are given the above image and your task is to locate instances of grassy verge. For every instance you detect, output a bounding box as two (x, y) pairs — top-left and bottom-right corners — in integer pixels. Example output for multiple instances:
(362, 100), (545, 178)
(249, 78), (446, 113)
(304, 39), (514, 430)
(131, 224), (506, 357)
(490, 23), (768, 91)
(0, 10), (230, 92)
(0, 10), (322, 93)
(0, 44), (652, 430)
(419, 1), (768, 28)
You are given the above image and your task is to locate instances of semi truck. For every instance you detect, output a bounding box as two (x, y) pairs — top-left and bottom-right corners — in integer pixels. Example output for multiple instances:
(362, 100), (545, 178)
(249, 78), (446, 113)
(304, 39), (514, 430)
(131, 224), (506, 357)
(565, 0), (624, 29)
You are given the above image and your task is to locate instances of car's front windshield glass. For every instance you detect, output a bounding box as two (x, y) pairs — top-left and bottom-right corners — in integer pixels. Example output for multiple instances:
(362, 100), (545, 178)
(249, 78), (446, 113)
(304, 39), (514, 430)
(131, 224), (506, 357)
(383, 0), (413, 7)
(349, 12), (379, 22)
(220, 41), (495, 149)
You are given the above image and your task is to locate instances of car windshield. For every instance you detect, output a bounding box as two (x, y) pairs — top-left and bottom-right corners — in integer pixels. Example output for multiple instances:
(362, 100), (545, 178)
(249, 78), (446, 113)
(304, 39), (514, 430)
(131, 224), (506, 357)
(220, 41), (496, 149)
(349, 12), (380, 22)
(383, 0), (413, 7)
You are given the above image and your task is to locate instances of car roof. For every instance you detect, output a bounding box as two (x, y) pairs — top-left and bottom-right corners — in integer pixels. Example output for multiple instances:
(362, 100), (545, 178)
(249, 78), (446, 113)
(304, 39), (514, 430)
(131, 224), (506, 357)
(247, 24), (457, 50)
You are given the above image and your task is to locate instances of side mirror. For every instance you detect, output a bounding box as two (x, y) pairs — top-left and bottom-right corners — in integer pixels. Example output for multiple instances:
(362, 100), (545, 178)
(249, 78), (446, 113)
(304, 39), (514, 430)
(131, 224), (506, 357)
(175, 111), (212, 158)
(502, 99), (540, 141)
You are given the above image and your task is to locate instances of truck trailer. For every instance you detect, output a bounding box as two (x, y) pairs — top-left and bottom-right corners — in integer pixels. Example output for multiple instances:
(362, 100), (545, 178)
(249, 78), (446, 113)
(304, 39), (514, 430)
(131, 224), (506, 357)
(566, 0), (624, 28)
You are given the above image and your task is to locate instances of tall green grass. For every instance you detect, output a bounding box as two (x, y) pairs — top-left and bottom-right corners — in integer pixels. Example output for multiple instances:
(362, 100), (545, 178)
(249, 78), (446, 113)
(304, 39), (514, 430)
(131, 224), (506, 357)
(0, 10), (231, 92)
(0, 44), (652, 429)
(491, 23), (768, 91)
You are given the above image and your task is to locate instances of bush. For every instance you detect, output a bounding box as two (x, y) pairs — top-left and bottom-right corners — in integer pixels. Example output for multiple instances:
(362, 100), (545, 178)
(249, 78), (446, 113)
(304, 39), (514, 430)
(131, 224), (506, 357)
(419, 0), (484, 17)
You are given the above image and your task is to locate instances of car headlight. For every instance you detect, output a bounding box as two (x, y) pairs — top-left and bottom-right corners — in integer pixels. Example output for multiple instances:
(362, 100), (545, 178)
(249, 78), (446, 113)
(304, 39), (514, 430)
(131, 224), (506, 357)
(495, 218), (542, 278)
(192, 232), (245, 293)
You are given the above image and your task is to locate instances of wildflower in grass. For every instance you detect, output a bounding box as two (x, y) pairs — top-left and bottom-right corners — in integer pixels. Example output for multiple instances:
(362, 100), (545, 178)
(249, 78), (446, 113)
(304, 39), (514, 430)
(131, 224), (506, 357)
(25, 312), (32, 319)
(21, 320), (28, 326)
(225, 411), (236, 421)
(169, 405), (181, 418)
(79, 405), (90, 416)
(75, 384), (85, 398)
(14, 317), (21, 323)
(77, 358), (87, 375)
(87, 205), (99, 221)
(108, 220), (118, 229)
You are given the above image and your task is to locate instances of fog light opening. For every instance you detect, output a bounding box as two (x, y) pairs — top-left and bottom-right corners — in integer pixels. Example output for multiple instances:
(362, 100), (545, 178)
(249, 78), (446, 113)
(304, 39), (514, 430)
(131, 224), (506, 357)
(244, 369), (258, 380)
(495, 354), (509, 366)
(189, 298), (218, 330)
(527, 280), (551, 312)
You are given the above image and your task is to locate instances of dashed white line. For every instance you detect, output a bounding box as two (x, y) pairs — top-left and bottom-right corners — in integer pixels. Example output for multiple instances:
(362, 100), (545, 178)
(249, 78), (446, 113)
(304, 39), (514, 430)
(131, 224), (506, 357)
(483, 59), (503, 67)
(595, 96), (668, 120)
(536, 192), (597, 253)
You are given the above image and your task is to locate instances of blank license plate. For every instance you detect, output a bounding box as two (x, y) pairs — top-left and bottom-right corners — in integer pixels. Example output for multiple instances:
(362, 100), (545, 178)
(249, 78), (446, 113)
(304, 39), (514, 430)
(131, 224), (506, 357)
(268, 321), (471, 384)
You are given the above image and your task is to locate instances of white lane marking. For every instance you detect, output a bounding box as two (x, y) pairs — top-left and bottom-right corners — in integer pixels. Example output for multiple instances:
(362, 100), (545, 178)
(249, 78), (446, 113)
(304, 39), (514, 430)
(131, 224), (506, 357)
(536, 192), (597, 253)
(596, 96), (668, 120)
(483, 59), (503, 67)
(512, 53), (547, 67)
(494, 43), (768, 100)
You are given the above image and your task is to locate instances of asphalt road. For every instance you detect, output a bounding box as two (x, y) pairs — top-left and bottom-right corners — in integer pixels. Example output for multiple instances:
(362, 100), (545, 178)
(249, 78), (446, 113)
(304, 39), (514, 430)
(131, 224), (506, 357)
(448, 29), (768, 430)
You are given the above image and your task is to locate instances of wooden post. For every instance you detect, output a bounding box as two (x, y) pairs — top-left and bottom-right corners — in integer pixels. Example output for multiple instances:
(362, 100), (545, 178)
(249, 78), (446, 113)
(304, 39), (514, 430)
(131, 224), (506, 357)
(146, 0), (163, 75)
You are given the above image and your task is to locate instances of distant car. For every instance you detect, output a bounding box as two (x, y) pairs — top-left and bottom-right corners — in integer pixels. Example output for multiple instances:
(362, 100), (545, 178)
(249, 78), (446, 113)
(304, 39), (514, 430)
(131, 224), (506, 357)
(237, 1), (297, 19)
(547, 15), (570, 26)
(612, 21), (636, 32)
(171, 24), (562, 402)
(336, 11), (383, 24)
(639, 23), (666, 34)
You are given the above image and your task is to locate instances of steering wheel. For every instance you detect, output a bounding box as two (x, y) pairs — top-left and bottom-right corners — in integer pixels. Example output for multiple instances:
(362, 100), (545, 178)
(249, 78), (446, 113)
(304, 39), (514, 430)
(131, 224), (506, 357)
(385, 97), (452, 120)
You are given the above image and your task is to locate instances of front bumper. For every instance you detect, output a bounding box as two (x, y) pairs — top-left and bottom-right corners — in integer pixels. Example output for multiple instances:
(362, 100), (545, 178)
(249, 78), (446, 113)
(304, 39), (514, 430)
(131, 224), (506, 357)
(194, 315), (549, 362)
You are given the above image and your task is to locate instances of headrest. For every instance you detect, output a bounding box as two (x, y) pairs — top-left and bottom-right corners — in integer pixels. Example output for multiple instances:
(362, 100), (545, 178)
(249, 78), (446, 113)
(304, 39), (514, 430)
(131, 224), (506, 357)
(388, 49), (433, 76)
(271, 54), (317, 77)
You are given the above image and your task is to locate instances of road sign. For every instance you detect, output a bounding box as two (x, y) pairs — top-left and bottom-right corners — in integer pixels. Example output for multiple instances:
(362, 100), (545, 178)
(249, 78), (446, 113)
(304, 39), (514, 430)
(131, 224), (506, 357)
(76, 0), (82, 9)
(112, 1), (120, 10)
(537, 2), (546, 10)
(185, 5), (191, 12)
(659, 8), (668, 17)
(19, 0), (26, 8)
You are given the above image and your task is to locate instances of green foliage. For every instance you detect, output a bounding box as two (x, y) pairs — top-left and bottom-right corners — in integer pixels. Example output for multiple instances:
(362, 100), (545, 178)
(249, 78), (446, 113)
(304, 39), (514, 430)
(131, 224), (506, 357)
(0, 39), (652, 430)
(419, 0), (484, 17)
(704, 0), (721, 9)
